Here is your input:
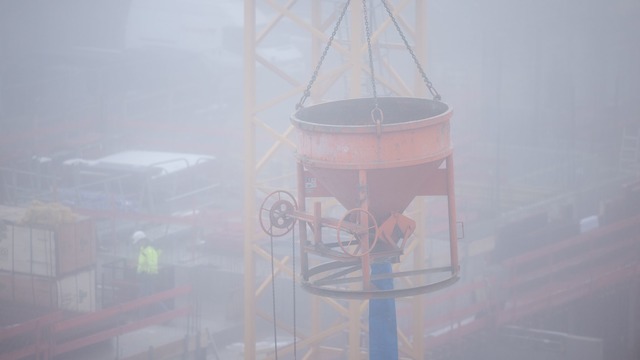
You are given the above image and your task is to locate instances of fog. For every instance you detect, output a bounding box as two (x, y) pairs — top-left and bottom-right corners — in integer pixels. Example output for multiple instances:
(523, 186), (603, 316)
(0, 0), (639, 359)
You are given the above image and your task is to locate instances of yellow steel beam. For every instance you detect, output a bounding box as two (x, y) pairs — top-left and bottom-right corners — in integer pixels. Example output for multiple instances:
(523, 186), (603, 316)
(243, 1), (257, 358)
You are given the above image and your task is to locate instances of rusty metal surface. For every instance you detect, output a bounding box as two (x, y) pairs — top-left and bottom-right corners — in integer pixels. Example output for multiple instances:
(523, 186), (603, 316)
(292, 97), (452, 169)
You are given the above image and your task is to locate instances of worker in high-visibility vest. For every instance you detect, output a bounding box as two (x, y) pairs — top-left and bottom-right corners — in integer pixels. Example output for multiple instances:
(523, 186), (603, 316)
(132, 230), (160, 297)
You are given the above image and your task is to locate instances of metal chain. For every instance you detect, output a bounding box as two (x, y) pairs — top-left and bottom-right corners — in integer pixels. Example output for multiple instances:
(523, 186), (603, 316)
(269, 228), (279, 360)
(291, 226), (297, 359)
(297, 0), (352, 109)
(380, 0), (442, 101)
(363, 0), (380, 112)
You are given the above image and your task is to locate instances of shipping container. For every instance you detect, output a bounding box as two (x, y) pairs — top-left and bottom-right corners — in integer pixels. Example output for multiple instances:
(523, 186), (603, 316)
(0, 267), (96, 313)
(0, 205), (96, 277)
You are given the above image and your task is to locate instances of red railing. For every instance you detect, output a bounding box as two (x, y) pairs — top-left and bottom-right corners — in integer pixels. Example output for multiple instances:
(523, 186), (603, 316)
(0, 312), (62, 360)
(51, 285), (192, 357)
(0, 285), (192, 360)
(399, 213), (640, 349)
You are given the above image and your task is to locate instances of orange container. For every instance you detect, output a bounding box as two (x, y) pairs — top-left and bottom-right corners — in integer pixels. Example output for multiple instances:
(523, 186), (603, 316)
(292, 97), (453, 222)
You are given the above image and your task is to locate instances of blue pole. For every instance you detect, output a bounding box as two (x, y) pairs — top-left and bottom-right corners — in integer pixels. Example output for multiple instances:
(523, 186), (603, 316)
(369, 262), (398, 360)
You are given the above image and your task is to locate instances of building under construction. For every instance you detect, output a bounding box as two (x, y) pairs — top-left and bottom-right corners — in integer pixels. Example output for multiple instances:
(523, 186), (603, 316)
(1, 1), (639, 359)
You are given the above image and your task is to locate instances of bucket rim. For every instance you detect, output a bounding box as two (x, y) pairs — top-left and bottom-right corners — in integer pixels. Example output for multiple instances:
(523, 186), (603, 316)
(291, 96), (452, 133)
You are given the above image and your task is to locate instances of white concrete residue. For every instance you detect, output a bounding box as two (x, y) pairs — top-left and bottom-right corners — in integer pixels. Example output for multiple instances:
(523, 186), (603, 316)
(579, 215), (599, 233)
(226, 338), (296, 360)
(64, 150), (215, 177)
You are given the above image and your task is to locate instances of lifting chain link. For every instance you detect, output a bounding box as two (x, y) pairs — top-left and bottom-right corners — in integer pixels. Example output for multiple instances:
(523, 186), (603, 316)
(297, 0), (352, 110)
(380, 0), (442, 101)
(363, 0), (381, 123)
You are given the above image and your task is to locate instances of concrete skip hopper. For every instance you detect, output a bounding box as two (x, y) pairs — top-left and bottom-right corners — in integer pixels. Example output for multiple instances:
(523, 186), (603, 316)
(260, 97), (460, 299)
